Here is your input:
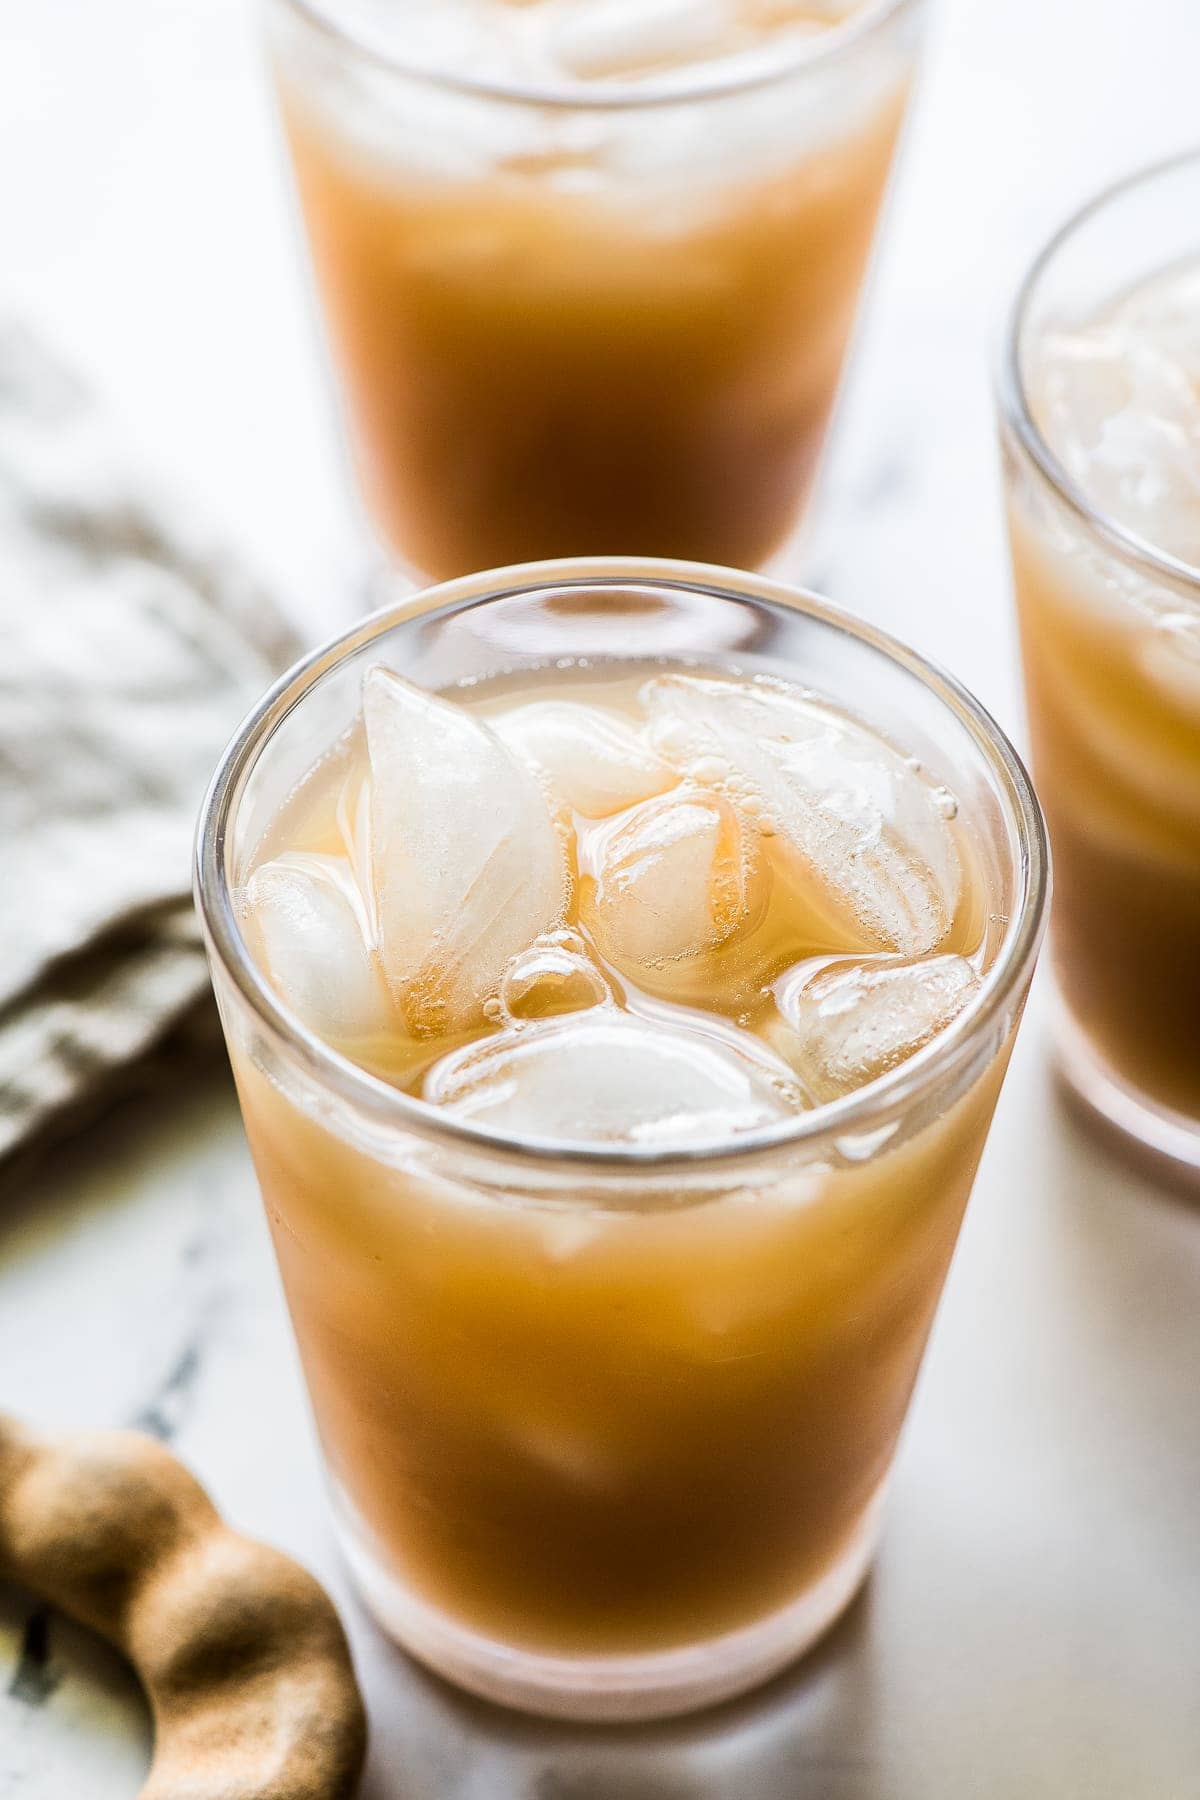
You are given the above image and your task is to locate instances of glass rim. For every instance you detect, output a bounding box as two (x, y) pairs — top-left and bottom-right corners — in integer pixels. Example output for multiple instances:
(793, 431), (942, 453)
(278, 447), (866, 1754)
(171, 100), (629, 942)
(997, 142), (1200, 596)
(194, 557), (1049, 1176)
(269, 0), (921, 112)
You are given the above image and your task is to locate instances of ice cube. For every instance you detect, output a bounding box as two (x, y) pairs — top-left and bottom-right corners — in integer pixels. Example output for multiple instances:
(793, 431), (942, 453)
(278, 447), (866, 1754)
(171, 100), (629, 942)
(550, 0), (733, 80)
(738, 0), (842, 30)
(425, 1012), (801, 1145)
(499, 930), (613, 1020)
(581, 789), (757, 969)
(1037, 326), (1142, 467)
(364, 668), (569, 1034)
(1113, 261), (1200, 373)
(643, 675), (961, 956)
(772, 953), (980, 1101)
(760, 12), (831, 34)
(492, 700), (677, 819)
(243, 852), (393, 1041)
(335, 767), (376, 937)
(1036, 320), (1200, 569)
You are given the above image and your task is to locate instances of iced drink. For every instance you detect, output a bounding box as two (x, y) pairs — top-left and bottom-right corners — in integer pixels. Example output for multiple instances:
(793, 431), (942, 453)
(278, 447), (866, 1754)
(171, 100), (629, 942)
(197, 563), (1046, 1718)
(1001, 153), (1200, 1164)
(267, 0), (923, 576)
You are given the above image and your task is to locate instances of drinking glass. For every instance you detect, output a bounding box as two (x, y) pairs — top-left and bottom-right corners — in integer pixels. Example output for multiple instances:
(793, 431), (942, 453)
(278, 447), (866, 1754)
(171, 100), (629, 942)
(266, 1), (926, 578)
(196, 558), (1047, 1720)
(998, 150), (1200, 1174)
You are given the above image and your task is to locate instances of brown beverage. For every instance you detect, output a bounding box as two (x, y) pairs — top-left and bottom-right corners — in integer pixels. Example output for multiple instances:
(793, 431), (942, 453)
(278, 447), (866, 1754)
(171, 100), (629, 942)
(1002, 156), (1200, 1161)
(199, 568), (1046, 1719)
(267, 0), (923, 576)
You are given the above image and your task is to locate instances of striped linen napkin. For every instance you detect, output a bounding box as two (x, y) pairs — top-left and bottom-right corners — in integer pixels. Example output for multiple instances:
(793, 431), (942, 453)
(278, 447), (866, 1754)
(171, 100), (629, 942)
(0, 327), (298, 1170)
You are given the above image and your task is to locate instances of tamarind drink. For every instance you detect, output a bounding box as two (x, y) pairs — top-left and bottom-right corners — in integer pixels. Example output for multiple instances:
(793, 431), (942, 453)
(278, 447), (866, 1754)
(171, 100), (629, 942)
(1005, 253), (1200, 1139)
(221, 624), (1043, 1717)
(266, 0), (922, 577)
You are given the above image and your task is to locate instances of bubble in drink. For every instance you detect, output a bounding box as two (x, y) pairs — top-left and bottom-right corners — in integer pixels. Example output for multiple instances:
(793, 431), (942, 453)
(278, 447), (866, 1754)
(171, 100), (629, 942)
(244, 852), (392, 1041)
(425, 1012), (802, 1144)
(499, 931), (614, 1020)
(364, 668), (568, 1034)
(493, 699), (677, 818)
(642, 675), (961, 956)
(581, 788), (758, 969)
(771, 953), (980, 1101)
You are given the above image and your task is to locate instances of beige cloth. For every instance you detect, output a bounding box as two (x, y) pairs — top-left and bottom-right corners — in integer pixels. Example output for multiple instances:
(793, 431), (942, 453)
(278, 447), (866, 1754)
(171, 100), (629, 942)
(0, 327), (299, 1168)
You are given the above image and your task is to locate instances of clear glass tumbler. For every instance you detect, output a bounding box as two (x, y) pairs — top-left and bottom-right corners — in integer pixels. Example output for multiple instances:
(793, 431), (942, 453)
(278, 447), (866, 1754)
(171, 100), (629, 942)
(998, 151), (1200, 1175)
(196, 559), (1047, 1720)
(265, 0), (925, 579)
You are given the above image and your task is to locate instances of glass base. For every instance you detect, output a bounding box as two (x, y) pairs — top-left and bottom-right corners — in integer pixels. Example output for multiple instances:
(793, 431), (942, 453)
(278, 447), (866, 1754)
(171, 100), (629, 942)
(1052, 990), (1200, 1181)
(336, 1483), (887, 1723)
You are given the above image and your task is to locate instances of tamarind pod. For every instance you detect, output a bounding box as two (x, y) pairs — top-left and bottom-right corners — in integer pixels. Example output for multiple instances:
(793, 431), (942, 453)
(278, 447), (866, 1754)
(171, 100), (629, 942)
(0, 1413), (367, 1800)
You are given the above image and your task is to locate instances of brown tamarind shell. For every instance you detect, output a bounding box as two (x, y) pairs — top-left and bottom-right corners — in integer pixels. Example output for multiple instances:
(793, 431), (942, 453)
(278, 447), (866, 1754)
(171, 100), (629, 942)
(0, 1412), (366, 1800)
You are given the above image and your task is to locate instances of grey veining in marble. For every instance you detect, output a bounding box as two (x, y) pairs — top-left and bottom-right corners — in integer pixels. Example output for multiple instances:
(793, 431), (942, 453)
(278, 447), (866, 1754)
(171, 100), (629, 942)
(3, 0), (1200, 1794)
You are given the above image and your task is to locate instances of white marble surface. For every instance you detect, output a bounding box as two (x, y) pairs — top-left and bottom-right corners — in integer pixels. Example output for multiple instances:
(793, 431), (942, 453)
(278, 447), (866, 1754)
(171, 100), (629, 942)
(3, 1), (1200, 1794)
